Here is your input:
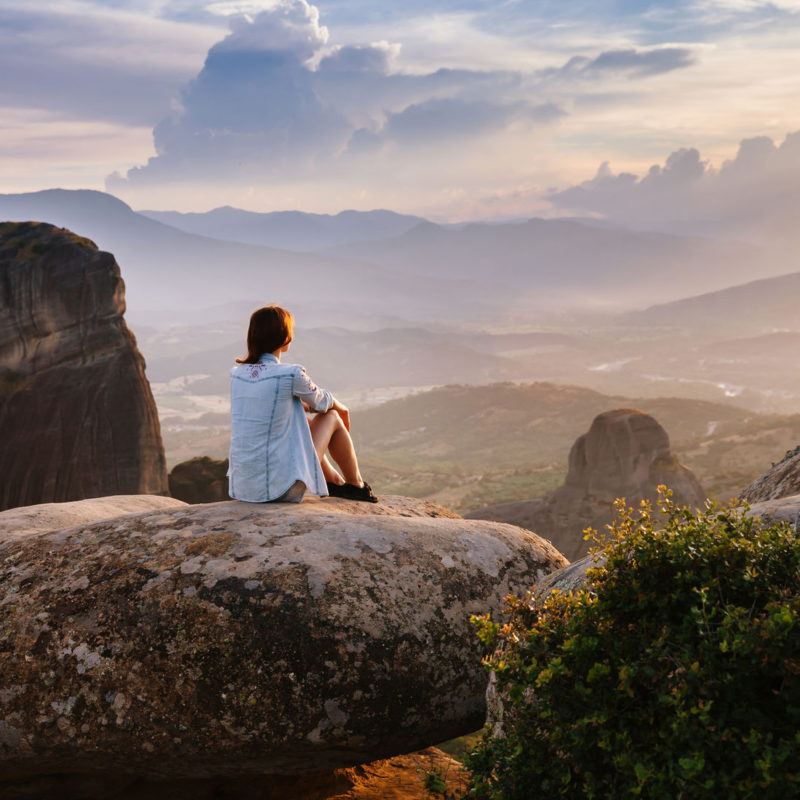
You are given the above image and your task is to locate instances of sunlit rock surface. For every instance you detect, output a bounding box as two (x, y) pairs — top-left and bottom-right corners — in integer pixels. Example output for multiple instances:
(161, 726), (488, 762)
(0, 221), (169, 511)
(747, 493), (800, 527)
(0, 494), (566, 797)
(742, 445), (800, 503)
(0, 495), (186, 540)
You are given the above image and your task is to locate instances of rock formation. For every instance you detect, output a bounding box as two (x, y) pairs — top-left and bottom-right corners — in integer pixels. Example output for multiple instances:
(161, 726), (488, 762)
(0, 221), (169, 510)
(746, 493), (800, 528)
(169, 456), (230, 503)
(0, 494), (566, 797)
(741, 445), (800, 503)
(468, 408), (706, 561)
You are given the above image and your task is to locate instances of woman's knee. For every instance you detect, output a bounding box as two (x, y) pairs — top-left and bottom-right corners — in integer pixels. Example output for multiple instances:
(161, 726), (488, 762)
(311, 408), (342, 434)
(321, 408), (342, 426)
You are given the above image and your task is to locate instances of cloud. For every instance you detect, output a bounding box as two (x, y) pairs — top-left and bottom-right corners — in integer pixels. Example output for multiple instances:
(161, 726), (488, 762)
(459, 0), (800, 45)
(0, 2), (217, 126)
(350, 98), (565, 152)
(548, 131), (800, 239)
(550, 47), (696, 79)
(110, 0), (698, 190)
(111, 2), (351, 184)
(317, 41), (400, 73)
(216, 0), (328, 59)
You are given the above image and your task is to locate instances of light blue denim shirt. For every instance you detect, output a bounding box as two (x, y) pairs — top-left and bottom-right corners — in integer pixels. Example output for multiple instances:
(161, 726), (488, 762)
(227, 353), (334, 502)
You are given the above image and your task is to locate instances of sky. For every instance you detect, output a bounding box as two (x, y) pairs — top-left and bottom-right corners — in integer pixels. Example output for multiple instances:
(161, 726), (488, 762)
(1, 0), (799, 220)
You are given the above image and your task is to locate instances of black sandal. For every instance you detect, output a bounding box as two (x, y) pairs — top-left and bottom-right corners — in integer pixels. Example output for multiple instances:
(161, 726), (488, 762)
(327, 480), (379, 503)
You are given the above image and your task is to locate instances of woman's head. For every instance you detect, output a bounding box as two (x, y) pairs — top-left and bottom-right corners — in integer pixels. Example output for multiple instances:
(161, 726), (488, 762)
(236, 305), (294, 364)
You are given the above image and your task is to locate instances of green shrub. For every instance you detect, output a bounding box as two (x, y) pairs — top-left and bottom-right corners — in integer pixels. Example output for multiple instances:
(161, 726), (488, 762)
(424, 768), (449, 795)
(467, 490), (800, 799)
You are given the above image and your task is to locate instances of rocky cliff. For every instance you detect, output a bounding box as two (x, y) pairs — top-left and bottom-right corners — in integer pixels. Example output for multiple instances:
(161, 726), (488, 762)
(0, 221), (168, 510)
(0, 493), (566, 798)
(741, 445), (800, 503)
(468, 408), (707, 560)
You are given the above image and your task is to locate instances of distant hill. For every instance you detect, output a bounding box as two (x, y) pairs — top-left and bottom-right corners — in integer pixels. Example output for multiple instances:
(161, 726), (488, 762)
(329, 217), (781, 309)
(623, 270), (800, 334)
(0, 190), (476, 327)
(352, 381), (750, 474)
(348, 382), (800, 513)
(140, 207), (426, 251)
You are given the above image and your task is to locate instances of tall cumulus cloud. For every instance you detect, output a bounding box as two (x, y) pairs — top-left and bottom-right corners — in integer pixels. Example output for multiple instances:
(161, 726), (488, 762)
(108, 0), (696, 188)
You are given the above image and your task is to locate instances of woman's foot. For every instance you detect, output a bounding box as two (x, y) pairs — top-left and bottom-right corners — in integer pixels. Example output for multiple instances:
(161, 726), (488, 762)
(327, 480), (379, 503)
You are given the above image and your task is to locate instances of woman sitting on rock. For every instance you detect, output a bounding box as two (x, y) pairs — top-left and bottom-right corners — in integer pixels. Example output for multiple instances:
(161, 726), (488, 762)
(228, 304), (378, 504)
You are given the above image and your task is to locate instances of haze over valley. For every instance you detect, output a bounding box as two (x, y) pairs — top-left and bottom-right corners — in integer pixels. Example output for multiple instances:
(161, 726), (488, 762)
(2, 177), (798, 516)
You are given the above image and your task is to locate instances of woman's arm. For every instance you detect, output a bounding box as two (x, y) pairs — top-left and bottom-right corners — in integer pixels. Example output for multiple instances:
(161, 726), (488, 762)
(329, 397), (351, 431)
(295, 368), (351, 430)
(292, 366), (334, 413)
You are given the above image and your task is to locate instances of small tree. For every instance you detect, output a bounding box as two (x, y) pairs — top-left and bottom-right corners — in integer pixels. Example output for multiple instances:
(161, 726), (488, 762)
(468, 490), (800, 799)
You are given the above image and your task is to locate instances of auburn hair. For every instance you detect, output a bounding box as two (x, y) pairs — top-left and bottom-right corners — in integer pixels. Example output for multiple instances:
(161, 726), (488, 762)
(236, 305), (294, 364)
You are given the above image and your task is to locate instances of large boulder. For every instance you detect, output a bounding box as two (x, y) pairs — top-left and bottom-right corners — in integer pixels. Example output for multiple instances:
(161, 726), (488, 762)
(747, 493), (800, 528)
(468, 408), (706, 560)
(0, 221), (169, 511)
(0, 494), (566, 797)
(169, 457), (230, 504)
(741, 445), (800, 503)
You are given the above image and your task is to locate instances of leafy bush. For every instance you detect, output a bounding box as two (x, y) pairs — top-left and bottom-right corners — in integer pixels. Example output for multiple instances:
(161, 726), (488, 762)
(467, 490), (800, 799)
(424, 768), (448, 795)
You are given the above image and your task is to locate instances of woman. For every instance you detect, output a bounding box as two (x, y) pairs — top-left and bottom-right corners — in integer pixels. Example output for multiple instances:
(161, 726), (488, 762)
(227, 305), (378, 504)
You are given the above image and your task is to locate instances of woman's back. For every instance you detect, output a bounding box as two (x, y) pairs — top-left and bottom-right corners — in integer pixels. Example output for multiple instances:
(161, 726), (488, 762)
(228, 352), (332, 502)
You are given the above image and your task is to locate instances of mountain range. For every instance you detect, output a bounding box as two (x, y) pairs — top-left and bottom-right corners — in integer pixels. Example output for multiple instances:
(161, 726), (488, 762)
(328, 217), (780, 311)
(2, 189), (794, 330)
(3, 188), (799, 418)
(0, 190), (474, 328)
(625, 270), (800, 333)
(140, 207), (425, 251)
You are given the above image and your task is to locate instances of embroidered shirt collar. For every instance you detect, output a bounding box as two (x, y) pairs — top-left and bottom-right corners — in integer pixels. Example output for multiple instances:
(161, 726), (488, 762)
(258, 353), (280, 364)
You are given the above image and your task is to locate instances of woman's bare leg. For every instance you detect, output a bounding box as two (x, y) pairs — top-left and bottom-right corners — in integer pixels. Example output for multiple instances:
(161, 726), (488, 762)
(306, 414), (344, 484)
(308, 410), (364, 487)
(320, 453), (344, 485)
